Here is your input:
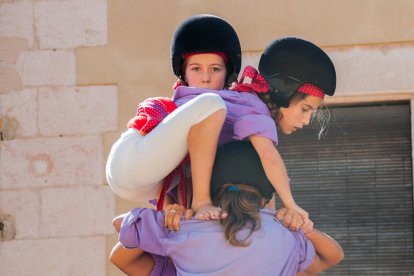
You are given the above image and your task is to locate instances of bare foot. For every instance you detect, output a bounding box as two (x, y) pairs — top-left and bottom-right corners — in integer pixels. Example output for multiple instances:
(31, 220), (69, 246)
(193, 204), (227, 220)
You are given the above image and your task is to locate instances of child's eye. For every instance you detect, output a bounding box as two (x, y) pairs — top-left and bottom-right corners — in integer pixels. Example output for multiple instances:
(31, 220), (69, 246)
(211, 67), (222, 72)
(190, 66), (200, 71)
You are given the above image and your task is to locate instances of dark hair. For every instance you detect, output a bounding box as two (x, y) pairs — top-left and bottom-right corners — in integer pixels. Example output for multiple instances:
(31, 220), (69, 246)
(213, 184), (263, 247)
(257, 91), (330, 139)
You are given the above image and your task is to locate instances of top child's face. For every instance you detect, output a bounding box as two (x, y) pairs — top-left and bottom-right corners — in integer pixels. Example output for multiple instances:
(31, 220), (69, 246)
(277, 95), (322, 135)
(184, 53), (227, 91)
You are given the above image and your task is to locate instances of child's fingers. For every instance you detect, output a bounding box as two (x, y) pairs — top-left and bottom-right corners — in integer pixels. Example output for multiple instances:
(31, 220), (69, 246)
(292, 213), (305, 231)
(301, 219), (314, 234)
(164, 204), (186, 230)
(289, 214), (300, 231)
(298, 208), (309, 220)
(276, 208), (286, 220)
(171, 211), (183, 231)
(184, 209), (193, 221)
(282, 210), (293, 227)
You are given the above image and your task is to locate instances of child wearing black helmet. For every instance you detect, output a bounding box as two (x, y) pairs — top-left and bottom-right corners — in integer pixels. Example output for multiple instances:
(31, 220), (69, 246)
(106, 14), (240, 219)
(113, 141), (344, 276)
(106, 15), (314, 224)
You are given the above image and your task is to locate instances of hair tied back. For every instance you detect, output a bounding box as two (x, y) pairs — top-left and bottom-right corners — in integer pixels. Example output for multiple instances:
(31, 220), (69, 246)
(227, 185), (240, 192)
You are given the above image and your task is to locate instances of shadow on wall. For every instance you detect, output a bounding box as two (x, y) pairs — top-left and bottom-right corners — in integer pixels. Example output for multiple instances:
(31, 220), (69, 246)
(0, 211), (16, 241)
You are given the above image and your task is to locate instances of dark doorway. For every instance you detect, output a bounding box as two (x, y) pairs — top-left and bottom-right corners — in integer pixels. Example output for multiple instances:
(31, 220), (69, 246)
(278, 103), (414, 275)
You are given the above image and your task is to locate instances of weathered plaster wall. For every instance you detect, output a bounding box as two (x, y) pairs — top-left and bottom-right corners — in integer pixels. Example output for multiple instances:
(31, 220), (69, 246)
(0, 1), (115, 275)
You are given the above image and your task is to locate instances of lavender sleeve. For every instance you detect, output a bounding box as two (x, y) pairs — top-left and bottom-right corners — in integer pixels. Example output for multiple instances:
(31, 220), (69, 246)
(119, 208), (167, 256)
(233, 114), (278, 144)
(294, 231), (317, 272)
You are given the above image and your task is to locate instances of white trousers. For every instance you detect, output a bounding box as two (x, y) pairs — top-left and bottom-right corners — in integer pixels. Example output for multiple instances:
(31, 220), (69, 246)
(106, 93), (226, 202)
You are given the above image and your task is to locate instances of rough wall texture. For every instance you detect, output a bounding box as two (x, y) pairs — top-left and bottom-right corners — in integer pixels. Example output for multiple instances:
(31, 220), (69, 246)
(1, 1), (413, 276)
(0, 1), (115, 275)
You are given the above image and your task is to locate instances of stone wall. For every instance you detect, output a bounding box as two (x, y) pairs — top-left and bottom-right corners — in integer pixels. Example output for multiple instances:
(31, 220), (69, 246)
(0, 1), (115, 275)
(1, 1), (413, 276)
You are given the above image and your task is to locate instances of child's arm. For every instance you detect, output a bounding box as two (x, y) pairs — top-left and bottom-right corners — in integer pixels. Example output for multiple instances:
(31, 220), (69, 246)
(297, 228), (344, 276)
(250, 135), (308, 220)
(109, 242), (154, 275)
(110, 214), (154, 275)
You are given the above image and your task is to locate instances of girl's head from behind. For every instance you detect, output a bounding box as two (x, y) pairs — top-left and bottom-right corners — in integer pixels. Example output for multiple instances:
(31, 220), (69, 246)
(258, 37), (336, 137)
(211, 141), (275, 247)
(171, 14), (241, 89)
(214, 183), (264, 247)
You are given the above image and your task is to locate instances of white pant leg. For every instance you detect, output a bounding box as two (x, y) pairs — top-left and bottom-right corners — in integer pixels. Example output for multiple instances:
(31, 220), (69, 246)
(106, 93), (226, 202)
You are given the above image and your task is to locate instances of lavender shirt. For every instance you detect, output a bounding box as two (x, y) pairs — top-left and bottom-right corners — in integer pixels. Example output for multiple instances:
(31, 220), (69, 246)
(172, 87), (278, 146)
(120, 208), (316, 276)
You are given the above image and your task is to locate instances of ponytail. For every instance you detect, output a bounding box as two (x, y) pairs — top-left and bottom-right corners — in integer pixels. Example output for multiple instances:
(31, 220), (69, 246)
(214, 184), (263, 247)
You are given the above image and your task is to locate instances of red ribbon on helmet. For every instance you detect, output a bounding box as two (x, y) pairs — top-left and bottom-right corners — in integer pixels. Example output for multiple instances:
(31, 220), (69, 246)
(232, 65), (269, 93)
(297, 83), (325, 98)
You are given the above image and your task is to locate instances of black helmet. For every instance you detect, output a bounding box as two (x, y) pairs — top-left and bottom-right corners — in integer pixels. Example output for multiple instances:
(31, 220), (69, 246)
(171, 14), (242, 84)
(259, 36), (336, 107)
(211, 141), (275, 200)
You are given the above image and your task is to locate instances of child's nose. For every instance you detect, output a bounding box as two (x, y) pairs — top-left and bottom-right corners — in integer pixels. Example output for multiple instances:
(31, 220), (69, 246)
(302, 113), (312, 125)
(202, 71), (211, 82)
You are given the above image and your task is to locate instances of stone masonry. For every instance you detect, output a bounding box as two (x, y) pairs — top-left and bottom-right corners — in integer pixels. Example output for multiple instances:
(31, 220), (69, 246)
(0, 1), (116, 275)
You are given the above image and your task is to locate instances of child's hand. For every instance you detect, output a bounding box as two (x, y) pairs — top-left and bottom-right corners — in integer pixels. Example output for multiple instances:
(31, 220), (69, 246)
(285, 204), (310, 229)
(301, 218), (314, 235)
(276, 207), (303, 231)
(292, 204), (309, 223)
(163, 203), (193, 231)
(293, 205), (314, 233)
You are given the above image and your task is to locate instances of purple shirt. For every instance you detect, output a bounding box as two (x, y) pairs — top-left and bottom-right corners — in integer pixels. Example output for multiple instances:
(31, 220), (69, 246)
(120, 208), (316, 276)
(172, 87), (278, 146)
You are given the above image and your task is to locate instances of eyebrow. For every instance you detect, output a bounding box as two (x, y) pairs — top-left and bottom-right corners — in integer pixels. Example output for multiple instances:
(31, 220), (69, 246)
(304, 103), (318, 110)
(187, 63), (224, 67)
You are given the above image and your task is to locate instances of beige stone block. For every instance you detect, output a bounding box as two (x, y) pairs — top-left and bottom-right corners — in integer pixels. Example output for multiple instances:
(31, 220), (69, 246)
(40, 186), (115, 237)
(0, 66), (22, 94)
(38, 85), (118, 136)
(0, 190), (40, 239)
(0, 237), (106, 276)
(0, 89), (37, 137)
(330, 44), (414, 95)
(241, 52), (260, 73)
(0, 136), (104, 189)
(35, 0), (107, 49)
(16, 50), (76, 86)
(0, 2), (33, 47)
(0, 37), (29, 64)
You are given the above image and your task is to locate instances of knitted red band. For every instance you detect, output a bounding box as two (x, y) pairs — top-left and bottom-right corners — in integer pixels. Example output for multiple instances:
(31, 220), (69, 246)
(297, 83), (325, 98)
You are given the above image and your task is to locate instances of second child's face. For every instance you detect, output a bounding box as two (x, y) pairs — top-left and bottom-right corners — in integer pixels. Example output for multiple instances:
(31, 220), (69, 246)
(184, 53), (227, 90)
(277, 95), (322, 135)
